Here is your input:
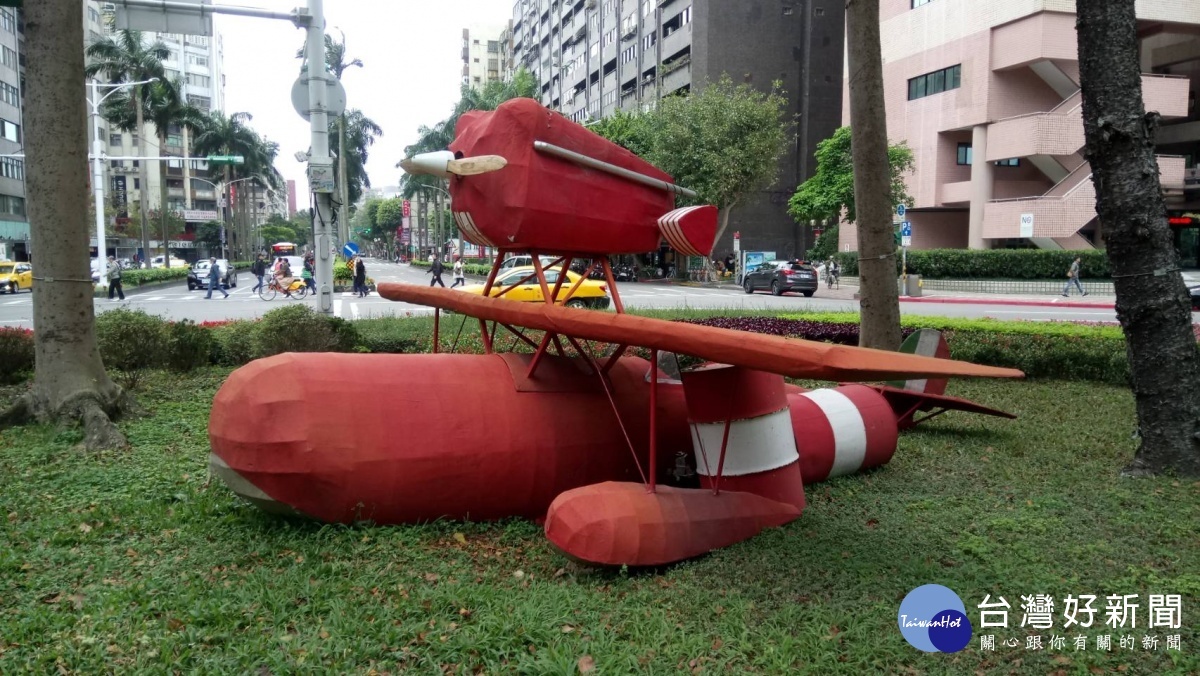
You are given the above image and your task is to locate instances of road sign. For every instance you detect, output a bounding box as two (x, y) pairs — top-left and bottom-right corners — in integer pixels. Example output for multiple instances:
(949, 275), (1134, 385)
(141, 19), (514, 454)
(291, 75), (347, 122)
(343, 242), (359, 258)
(896, 204), (906, 218)
(900, 221), (912, 247)
(207, 155), (244, 165)
(114, 0), (213, 37)
(1020, 213), (1035, 238)
(403, 200), (411, 217)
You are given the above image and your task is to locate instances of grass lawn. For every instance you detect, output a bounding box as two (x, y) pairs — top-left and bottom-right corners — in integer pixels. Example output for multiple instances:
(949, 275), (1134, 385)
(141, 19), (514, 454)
(1, 366), (1198, 674)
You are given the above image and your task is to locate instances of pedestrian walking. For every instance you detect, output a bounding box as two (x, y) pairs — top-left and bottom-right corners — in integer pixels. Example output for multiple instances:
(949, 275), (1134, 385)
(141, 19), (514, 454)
(303, 254), (316, 295)
(1063, 256), (1088, 297)
(106, 255), (125, 301)
(353, 255), (368, 297)
(204, 256), (229, 299)
(251, 253), (267, 294)
(450, 255), (466, 288)
(428, 255), (446, 287)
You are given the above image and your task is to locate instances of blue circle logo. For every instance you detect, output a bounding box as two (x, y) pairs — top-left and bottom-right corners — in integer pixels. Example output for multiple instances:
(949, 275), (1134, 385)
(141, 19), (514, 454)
(897, 584), (973, 653)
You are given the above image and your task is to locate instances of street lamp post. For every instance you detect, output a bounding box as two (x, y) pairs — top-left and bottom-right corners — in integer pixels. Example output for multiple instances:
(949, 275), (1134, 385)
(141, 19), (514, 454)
(88, 77), (157, 288)
(191, 175), (257, 259)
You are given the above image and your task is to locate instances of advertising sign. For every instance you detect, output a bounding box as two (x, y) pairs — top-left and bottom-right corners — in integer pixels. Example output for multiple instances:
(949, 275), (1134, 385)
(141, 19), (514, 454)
(1020, 213), (1035, 238)
(111, 175), (128, 217)
(182, 209), (220, 222)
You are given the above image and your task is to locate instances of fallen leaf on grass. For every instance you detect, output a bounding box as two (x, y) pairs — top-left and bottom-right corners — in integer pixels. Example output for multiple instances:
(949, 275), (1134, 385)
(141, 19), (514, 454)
(78, 523), (92, 533)
(166, 618), (185, 631)
(561, 625), (575, 633)
(423, 573), (440, 583)
(513, 570), (525, 579)
(453, 532), (467, 545)
(865, 519), (878, 529)
(577, 655), (595, 673)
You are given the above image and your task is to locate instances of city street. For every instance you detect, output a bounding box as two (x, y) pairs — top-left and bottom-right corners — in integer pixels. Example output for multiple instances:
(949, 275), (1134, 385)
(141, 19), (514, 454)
(0, 257), (1165, 329)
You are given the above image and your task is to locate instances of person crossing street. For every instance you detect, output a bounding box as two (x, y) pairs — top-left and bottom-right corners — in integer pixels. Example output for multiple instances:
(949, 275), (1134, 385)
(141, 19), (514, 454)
(106, 256), (125, 301)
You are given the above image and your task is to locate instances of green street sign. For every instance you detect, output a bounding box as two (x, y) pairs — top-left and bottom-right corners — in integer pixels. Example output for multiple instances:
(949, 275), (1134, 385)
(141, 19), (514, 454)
(207, 155), (244, 165)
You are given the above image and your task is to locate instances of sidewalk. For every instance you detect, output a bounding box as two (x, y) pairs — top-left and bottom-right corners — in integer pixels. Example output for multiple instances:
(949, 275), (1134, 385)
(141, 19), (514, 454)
(682, 277), (1118, 309)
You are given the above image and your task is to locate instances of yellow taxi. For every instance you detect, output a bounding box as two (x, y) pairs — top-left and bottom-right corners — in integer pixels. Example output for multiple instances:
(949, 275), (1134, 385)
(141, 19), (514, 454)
(461, 266), (611, 309)
(0, 261), (31, 294)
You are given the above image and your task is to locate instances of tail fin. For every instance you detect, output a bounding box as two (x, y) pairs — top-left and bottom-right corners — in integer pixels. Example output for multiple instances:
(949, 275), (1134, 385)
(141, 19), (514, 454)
(884, 329), (950, 397)
(658, 205), (718, 258)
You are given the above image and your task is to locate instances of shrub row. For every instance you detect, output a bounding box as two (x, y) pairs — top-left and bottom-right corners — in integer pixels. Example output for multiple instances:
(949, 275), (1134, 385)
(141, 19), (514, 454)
(5, 309), (1192, 387)
(833, 248), (1111, 280)
(682, 315), (1138, 385)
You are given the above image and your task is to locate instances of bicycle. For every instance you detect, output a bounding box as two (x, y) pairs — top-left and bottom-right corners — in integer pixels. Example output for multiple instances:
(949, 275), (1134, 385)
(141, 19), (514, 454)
(258, 276), (308, 301)
(824, 268), (840, 290)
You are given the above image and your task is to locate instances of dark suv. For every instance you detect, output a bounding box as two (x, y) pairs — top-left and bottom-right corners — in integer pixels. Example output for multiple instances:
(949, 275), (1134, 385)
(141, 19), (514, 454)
(188, 259), (237, 291)
(742, 260), (818, 297)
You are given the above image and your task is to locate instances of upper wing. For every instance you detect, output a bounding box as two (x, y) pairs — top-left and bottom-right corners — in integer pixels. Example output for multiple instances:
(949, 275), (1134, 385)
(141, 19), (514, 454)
(378, 284), (1024, 383)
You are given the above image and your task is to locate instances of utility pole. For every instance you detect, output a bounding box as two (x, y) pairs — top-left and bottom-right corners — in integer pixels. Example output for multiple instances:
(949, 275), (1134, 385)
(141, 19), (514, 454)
(337, 114), (349, 245)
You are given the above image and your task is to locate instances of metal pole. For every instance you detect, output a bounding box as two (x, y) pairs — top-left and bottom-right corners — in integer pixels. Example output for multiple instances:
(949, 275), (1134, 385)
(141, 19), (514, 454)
(306, 0), (335, 315)
(533, 141), (698, 198)
(901, 245), (908, 296)
(91, 82), (108, 290)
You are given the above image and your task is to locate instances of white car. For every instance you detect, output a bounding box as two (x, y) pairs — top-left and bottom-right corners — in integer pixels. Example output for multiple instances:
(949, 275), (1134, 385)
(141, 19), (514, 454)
(150, 255), (189, 269)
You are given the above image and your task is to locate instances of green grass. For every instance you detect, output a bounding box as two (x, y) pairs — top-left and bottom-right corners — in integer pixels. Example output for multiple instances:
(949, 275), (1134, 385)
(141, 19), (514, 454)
(1, 369), (1197, 674)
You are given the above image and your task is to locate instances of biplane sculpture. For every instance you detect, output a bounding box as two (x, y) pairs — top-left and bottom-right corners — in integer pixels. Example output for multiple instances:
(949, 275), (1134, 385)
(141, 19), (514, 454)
(209, 98), (1022, 567)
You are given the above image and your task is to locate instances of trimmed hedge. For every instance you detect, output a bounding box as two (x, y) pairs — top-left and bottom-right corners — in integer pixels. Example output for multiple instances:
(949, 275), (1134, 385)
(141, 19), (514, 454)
(0, 327), (33, 384)
(834, 248), (1111, 280)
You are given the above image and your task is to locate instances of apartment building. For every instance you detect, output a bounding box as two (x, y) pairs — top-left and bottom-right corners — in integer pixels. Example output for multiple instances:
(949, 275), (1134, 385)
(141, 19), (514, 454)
(838, 0), (1200, 276)
(509, 0), (845, 258)
(0, 5), (24, 261)
(463, 25), (508, 88)
(96, 3), (227, 259)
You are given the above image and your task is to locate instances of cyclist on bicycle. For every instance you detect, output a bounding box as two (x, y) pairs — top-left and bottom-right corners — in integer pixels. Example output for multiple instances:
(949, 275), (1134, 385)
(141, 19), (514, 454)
(275, 258), (296, 296)
(826, 257), (840, 288)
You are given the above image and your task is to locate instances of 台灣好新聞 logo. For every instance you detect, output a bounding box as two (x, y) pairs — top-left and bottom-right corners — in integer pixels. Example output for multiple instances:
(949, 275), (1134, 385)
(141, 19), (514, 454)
(898, 584), (974, 653)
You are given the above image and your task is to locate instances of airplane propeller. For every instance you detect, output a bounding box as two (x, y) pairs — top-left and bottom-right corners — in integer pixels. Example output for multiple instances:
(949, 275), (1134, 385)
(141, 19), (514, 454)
(399, 150), (508, 179)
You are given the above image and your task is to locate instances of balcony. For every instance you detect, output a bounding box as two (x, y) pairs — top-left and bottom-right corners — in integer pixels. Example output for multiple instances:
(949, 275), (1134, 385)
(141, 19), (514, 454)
(662, 60), (690, 94)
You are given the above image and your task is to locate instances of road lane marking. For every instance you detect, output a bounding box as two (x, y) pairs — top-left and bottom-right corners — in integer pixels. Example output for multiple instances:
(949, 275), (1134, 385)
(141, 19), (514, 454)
(334, 299), (343, 318)
(351, 303), (360, 320)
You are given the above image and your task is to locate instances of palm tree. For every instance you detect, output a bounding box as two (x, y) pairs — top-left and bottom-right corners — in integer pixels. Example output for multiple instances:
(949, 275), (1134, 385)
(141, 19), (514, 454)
(85, 30), (169, 268)
(103, 78), (205, 268)
(191, 110), (257, 257)
(329, 109), (382, 208)
(242, 134), (284, 253)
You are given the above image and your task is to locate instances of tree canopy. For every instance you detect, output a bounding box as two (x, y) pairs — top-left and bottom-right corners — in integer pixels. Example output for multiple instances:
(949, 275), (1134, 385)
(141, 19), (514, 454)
(787, 126), (915, 225)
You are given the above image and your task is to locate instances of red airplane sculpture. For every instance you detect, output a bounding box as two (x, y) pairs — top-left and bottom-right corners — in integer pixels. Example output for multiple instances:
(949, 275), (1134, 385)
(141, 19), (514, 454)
(208, 98), (1022, 567)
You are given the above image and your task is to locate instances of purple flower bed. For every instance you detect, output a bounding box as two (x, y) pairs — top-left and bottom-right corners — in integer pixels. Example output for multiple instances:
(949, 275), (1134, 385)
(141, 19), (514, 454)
(678, 317), (917, 345)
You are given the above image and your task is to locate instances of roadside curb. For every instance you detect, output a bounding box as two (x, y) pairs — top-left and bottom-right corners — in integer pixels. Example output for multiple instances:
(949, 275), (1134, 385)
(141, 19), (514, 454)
(900, 296), (1115, 309)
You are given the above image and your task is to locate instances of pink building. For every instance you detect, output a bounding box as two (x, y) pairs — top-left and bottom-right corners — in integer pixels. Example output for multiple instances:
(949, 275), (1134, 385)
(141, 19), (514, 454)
(839, 0), (1200, 271)
(286, 179), (297, 218)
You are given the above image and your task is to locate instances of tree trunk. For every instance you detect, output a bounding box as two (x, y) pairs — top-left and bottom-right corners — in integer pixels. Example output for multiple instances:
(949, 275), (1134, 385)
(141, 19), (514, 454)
(135, 90), (151, 269)
(159, 131), (170, 268)
(1, 0), (132, 450)
(1076, 0), (1200, 477)
(338, 114), (350, 245)
(846, 0), (901, 350)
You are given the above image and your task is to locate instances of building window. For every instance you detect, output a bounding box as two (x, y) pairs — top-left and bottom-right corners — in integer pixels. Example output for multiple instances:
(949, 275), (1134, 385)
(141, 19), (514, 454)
(1, 10), (13, 34)
(186, 73), (210, 88)
(1, 157), (23, 180)
(621, 46), (638, 64)
(109, 133), (123, 146)
(682, 6), (692, 25)
(643, 33), (656, 50)
(0, 194), (24, 216)
(187, 94), (211, 111)
(133, 178), (140, 189)
(88, 6), (101, 23)
(956, 143), (972, 165)
(487, 40), (499, 53)
(187, 53), (208, 67)
(1, 82), (18, 107)
(0, 119), (18, 143)
(908, 64), (961, 100)
(994, 158), (1020, 167)
(1, 46), (15, 69)
(912, 0), (935, 7)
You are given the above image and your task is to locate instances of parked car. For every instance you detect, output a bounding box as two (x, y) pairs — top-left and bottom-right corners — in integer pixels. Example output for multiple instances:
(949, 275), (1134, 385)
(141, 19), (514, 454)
(1190, 284), (1199, 311)
(461, 266), (610, 309)
(188, 259), (237, 290)
(742, 260), (819, 297)
(0, 261), (31, 293)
